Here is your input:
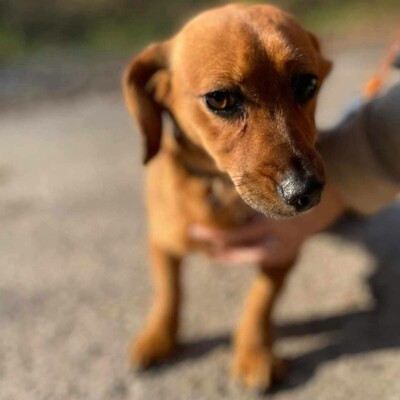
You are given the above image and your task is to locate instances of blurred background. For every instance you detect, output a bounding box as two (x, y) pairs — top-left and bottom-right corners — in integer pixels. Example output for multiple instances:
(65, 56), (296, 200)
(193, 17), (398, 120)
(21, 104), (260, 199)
(0, 1), (400, 400)
(0, 0), (399, 107)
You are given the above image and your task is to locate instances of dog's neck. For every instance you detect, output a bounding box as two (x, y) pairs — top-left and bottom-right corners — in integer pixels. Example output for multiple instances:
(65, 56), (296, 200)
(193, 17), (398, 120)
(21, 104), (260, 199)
(166, 115), (253, 223)
(169, 116), (231, 184)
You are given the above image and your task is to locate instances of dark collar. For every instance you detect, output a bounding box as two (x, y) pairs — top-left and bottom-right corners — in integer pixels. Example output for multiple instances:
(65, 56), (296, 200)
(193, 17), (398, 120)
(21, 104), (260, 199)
(171, 119), (232, 184)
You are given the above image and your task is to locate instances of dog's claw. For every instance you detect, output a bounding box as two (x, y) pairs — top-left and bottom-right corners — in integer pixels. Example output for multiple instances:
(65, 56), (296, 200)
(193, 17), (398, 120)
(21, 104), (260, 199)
(130, 330), (176, 369)
(231, 350), (287, 392)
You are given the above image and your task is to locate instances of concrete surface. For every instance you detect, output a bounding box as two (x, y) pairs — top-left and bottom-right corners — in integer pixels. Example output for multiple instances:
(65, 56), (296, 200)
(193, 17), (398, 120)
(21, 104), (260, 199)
(1, 46), (400, 400)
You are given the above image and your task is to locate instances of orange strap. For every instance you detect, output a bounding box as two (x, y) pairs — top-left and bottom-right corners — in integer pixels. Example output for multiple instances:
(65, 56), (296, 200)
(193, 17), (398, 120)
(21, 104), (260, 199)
(363, 30), (400, 99)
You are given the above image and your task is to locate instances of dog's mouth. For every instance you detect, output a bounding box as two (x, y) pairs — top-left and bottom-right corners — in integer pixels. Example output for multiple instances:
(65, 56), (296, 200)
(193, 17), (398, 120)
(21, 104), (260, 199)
(237, 189), (299, 218)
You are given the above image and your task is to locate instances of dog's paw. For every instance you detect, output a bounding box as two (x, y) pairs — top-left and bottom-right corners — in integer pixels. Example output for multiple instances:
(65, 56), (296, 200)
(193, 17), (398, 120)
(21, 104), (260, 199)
(231, 349), (287, 392)
(130, 329), (176, 370)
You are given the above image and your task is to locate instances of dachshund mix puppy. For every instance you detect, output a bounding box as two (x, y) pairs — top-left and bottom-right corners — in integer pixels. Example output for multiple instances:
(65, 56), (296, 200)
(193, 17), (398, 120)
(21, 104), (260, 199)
(124, 3), (331, 391)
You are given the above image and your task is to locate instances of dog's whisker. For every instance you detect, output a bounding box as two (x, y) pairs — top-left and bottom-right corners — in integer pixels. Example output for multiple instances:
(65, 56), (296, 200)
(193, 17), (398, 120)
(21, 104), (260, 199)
(233, 181), (250, 188)
(232, 179), (250, 188)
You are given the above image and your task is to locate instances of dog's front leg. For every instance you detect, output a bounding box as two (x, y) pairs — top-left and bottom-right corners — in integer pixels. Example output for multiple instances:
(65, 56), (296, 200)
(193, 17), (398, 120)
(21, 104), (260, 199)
(232, 263), (293, 390)
(131, 241), (182, 369)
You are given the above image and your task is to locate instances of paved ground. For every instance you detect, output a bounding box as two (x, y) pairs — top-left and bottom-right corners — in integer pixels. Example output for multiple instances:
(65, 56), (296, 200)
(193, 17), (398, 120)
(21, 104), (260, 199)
(1, 45), (400, 400)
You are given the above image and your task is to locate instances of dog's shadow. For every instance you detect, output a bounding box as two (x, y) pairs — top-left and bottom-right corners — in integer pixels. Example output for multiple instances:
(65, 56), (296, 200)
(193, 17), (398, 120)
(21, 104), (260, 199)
(274, 202), (400, 392)
(141, 203), (400, 392)
(138, 334), (231, 375)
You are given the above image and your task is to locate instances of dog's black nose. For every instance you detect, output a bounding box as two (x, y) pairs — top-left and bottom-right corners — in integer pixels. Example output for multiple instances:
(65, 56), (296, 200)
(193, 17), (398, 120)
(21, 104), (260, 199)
(277, 174), (324, 212)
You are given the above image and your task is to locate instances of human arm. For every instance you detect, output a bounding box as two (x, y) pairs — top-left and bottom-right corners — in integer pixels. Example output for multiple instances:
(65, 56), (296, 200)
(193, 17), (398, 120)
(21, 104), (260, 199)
(319, 83), (400, 215)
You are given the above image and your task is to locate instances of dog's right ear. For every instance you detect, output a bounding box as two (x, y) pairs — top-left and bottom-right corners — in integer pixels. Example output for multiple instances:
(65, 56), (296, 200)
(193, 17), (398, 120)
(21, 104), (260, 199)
(123, 42), (170, 164)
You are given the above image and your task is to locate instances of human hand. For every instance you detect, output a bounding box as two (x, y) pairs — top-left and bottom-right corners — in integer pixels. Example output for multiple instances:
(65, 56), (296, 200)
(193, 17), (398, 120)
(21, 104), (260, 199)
(189, 185), (345, 266)
(190, 214), (303, 266)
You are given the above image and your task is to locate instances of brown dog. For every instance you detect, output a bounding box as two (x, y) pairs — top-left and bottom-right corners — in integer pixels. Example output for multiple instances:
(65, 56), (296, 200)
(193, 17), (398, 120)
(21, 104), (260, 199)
(123, 3), (331, 391)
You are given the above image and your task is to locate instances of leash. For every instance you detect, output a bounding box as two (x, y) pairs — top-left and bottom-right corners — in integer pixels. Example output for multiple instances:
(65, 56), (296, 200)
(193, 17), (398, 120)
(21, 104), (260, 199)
(338, 31), (400, 123)
(363, 30), (400, 99)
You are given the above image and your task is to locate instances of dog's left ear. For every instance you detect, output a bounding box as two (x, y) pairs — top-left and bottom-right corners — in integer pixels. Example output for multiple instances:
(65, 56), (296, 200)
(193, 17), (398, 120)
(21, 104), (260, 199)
(307, 31), (332, 79)
(123, 41), (171, 164)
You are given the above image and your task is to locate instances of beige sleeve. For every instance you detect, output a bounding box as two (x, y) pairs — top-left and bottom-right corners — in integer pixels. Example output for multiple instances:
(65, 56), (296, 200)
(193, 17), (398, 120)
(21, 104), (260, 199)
(318, 84), (400, 215)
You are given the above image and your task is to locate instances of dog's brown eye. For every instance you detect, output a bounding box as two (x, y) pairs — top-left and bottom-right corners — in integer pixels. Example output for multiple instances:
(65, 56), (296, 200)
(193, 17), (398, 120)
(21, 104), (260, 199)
(204, 91), (240, 114)
(292, 74), (318, 104)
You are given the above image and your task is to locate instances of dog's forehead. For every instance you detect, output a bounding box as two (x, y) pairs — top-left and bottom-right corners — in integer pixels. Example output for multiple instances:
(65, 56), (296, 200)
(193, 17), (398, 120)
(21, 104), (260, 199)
(170, 4), (317, 91)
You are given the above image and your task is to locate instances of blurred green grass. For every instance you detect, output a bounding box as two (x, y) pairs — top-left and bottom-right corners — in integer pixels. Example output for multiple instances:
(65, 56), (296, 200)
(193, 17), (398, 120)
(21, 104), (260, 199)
(0, 0), (399, 59)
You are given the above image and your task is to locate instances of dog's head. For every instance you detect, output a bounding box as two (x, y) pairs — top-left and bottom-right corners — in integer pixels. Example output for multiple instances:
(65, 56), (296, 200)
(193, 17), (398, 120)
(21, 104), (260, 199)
(124, 4), (331, 218)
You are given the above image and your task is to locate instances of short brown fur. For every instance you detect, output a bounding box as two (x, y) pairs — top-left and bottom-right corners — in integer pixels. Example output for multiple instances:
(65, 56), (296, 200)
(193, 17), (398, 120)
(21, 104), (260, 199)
(123, 3), (331, 391)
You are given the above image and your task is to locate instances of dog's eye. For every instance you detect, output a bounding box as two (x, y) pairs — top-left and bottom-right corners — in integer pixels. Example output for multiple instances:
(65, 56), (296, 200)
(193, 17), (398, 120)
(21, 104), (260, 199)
(204, 91), (241, 114)
(292, 74), (318, 104)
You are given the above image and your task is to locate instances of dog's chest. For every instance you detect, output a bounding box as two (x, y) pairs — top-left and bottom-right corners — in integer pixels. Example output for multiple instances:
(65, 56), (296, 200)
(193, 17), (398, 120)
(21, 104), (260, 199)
(146, 148), (255, 254)
(147, 151), (253, 227)
(203, 177), (252, 225)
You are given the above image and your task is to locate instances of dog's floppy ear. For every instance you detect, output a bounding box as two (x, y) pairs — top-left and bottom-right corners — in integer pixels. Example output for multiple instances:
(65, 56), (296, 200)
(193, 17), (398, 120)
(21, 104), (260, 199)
(123, 42), (170, 164)
(307, 31), (332, 79)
